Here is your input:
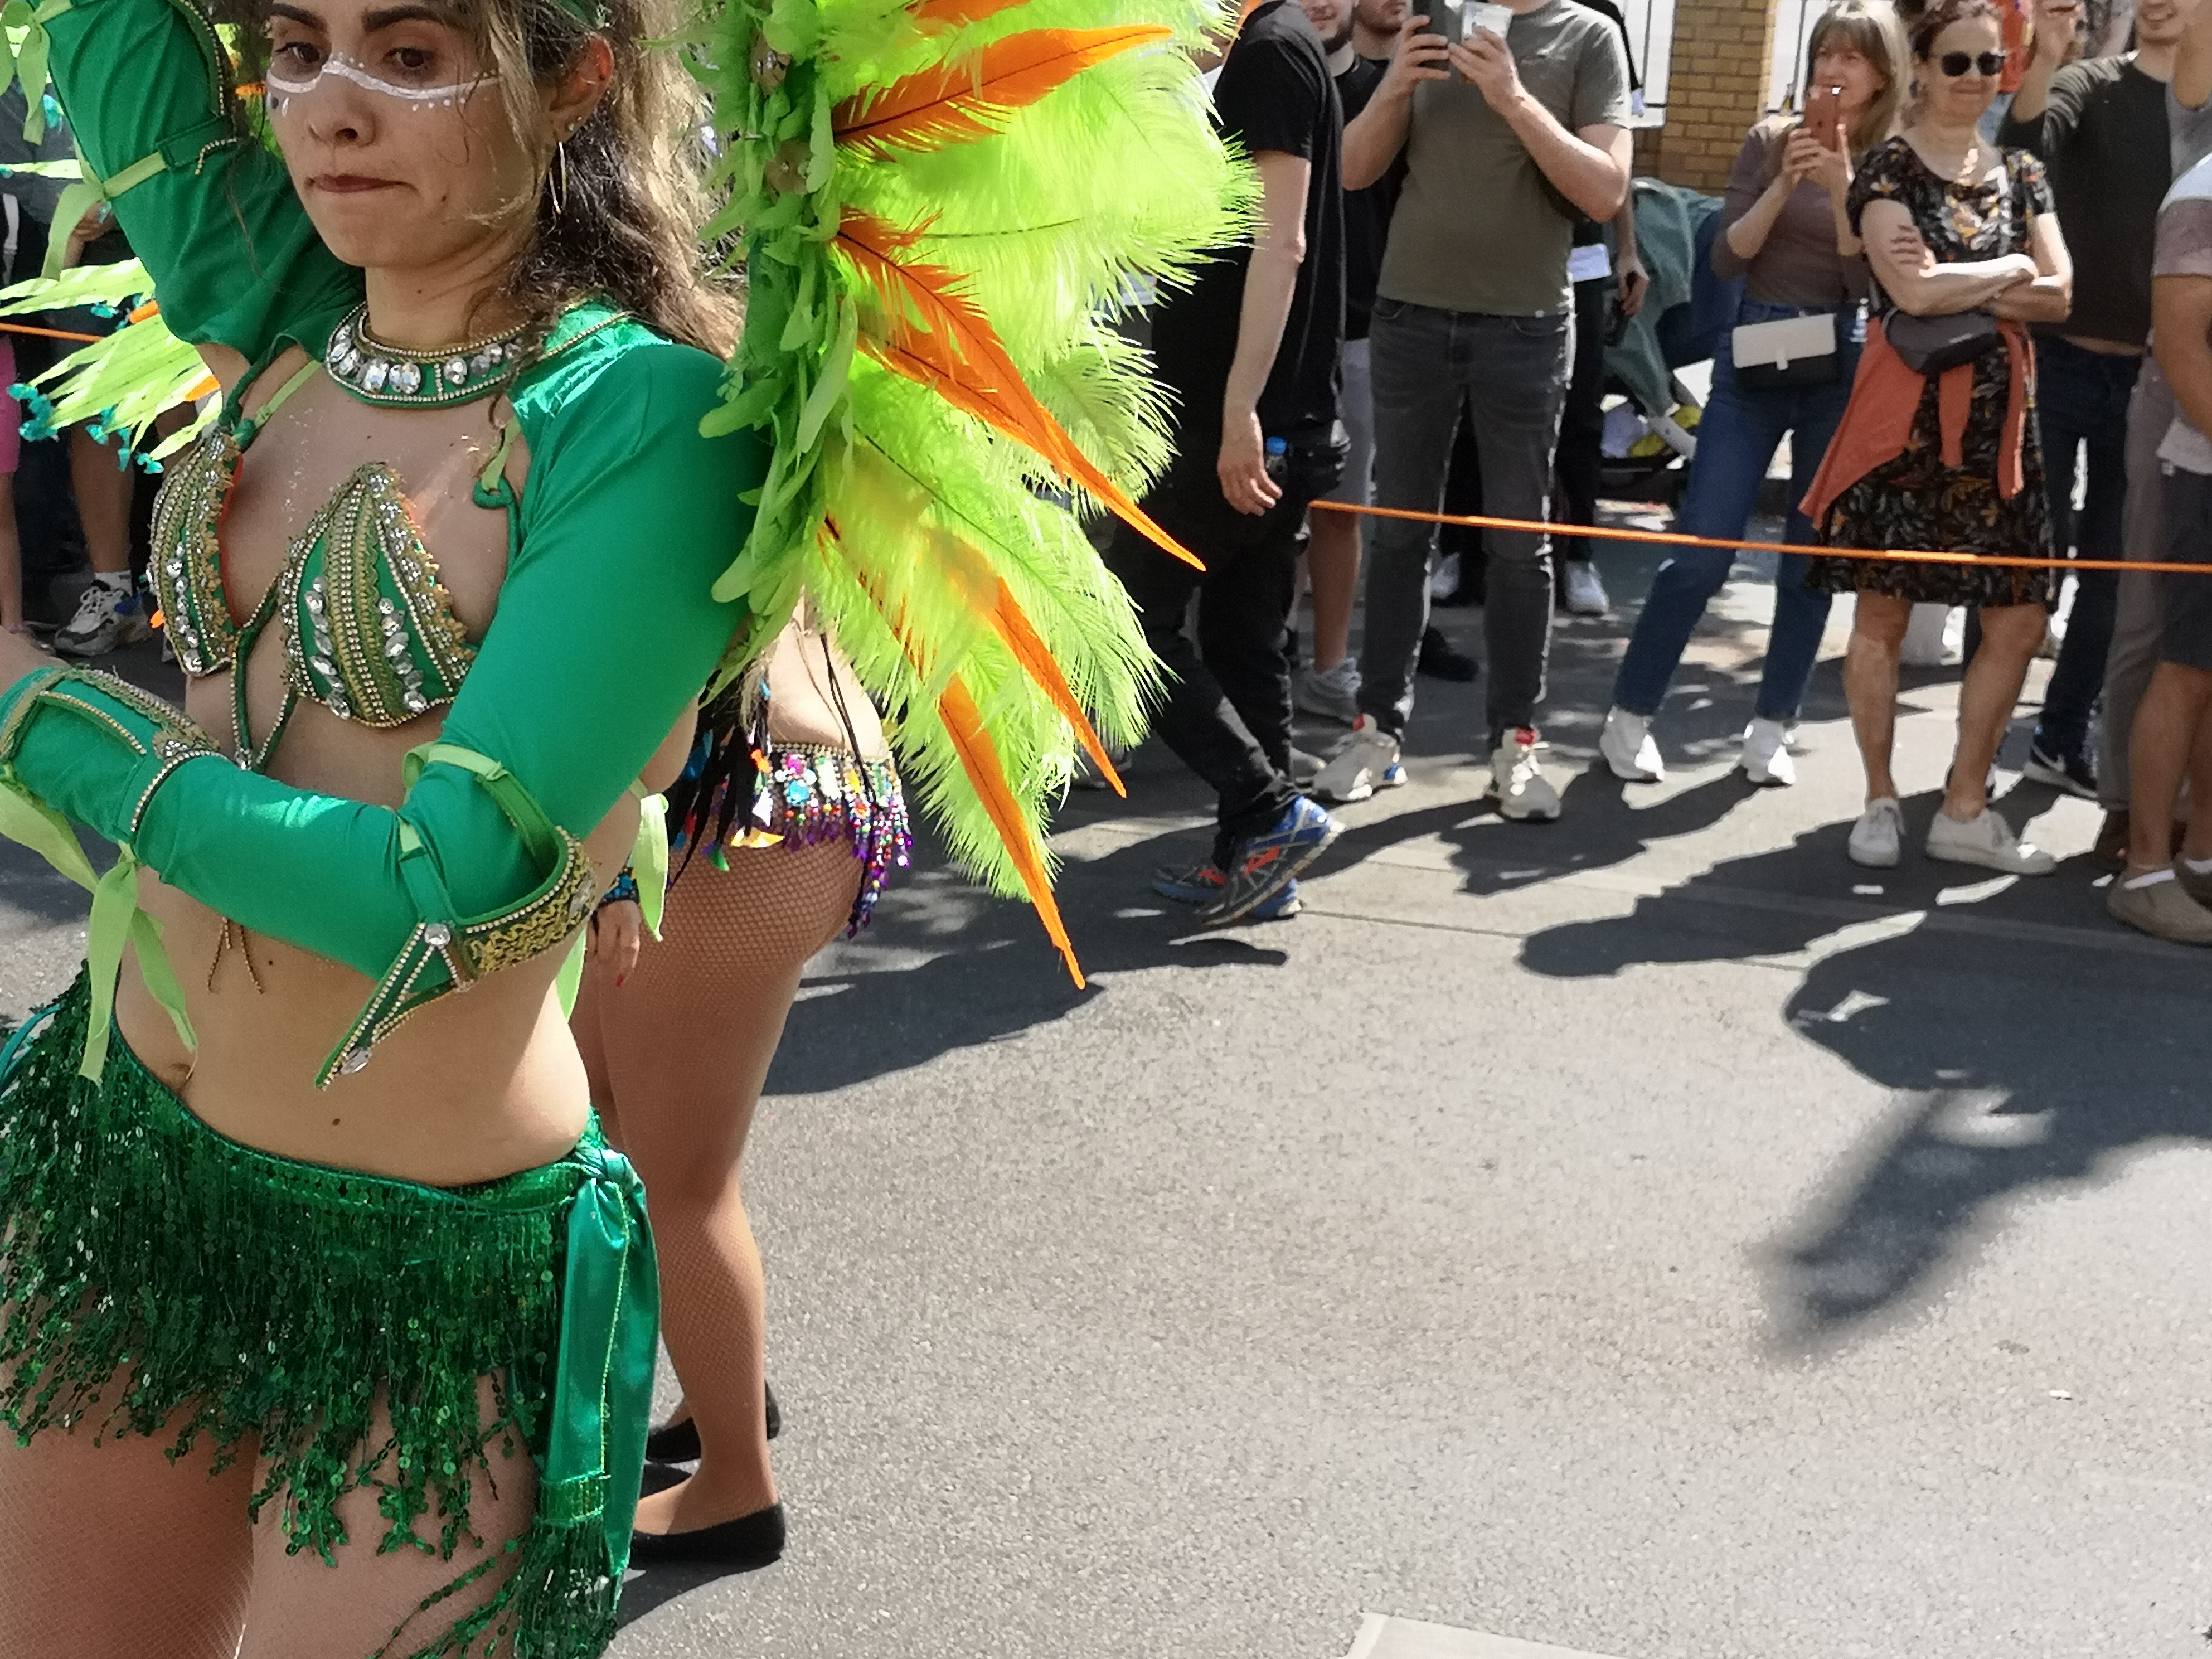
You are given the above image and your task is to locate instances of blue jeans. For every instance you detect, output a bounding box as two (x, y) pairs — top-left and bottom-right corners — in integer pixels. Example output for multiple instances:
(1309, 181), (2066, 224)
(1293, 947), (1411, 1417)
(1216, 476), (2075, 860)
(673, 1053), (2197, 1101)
(1612, 299), (1860, 723)
(2030, 334), (2138, 760)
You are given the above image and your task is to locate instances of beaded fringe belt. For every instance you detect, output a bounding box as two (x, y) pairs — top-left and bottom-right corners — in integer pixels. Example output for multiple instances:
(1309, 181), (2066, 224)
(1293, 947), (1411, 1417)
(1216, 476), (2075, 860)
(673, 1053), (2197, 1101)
(0, 973), (658, 1659)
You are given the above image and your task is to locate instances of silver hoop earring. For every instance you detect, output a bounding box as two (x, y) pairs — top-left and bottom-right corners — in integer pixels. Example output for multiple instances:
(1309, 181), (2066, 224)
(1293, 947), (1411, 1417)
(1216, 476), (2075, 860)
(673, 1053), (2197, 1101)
(549, 135), (571, 216)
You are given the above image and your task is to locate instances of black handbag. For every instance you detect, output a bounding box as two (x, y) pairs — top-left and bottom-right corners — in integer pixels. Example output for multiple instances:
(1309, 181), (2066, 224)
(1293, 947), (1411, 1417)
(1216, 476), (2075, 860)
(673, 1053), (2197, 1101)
(1883, 154), (2015, 376)
(1884, 308), (2003, 374)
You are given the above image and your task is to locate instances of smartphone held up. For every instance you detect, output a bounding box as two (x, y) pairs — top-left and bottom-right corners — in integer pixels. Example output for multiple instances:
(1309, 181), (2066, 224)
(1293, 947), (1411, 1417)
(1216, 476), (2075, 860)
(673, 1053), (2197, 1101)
(1802, 82), (1843, 150)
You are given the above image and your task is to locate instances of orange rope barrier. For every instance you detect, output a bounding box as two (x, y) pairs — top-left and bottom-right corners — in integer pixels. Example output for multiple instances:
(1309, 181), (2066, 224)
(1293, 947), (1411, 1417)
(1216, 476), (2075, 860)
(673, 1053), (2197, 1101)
(0, 322), (102, 344)
(1309, 499), (2212, 578)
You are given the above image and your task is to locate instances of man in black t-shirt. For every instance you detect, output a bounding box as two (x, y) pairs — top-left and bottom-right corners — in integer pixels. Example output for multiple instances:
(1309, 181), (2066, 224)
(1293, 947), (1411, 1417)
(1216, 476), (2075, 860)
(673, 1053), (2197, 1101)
(2000, 0), (2198, 797)
(1106, 0), (1349, 926)
(1293, 0), (1399, 726)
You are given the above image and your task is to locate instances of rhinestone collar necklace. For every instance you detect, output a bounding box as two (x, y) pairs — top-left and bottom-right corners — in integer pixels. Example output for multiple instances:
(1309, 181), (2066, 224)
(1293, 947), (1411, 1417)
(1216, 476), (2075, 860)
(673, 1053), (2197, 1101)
(323, 302), (532, 408)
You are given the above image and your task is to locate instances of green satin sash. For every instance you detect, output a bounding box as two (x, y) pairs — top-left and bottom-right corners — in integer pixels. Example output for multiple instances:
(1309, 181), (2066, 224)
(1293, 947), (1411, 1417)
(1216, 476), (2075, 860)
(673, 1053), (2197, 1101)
(542, 1136), (659, 1580)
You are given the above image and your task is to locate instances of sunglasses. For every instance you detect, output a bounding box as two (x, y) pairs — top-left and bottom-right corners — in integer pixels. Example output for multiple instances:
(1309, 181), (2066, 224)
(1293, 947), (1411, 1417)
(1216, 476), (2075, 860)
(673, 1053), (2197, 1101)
(1936, 48), (2007, 76)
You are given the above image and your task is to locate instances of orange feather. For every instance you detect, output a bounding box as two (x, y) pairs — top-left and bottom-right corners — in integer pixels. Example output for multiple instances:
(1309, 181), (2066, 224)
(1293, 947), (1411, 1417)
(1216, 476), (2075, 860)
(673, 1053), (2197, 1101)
(987, 578), (1126, 795)
(834, 25), (1171, 156)
(838, 211), (1204, 570)
(909, 0), (1032, 29)
(938, 674), (1085, 985)
(837, 458), (1125, 794)
(830, 519), (1088, 982)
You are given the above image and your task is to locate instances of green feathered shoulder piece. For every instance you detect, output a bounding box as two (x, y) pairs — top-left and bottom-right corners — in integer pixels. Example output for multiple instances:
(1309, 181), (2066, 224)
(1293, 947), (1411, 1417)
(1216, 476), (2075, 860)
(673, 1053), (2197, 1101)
(690, 0), (1254, 979)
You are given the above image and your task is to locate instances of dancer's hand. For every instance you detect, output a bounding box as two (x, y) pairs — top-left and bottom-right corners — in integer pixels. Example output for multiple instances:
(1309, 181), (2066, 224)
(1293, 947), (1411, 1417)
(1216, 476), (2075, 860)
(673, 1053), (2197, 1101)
(588, 898), (644, 986)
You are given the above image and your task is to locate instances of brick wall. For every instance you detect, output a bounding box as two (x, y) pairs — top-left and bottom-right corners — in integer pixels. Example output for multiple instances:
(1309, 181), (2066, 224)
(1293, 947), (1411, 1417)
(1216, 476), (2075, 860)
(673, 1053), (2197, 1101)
(1637, 0), (1778, 193)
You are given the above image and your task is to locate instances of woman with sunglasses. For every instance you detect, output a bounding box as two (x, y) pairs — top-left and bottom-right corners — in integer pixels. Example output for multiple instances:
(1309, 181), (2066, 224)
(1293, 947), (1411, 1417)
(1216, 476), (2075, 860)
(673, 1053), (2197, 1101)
(1803, 0), (2075, 872)
(1602, 0), (1909, 788)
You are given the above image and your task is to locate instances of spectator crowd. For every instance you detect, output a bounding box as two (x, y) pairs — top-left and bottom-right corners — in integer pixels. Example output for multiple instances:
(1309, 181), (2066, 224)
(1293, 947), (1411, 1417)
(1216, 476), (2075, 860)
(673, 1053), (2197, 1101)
(9, 0), (2212, 949)
(1119, 0), (2212, 947)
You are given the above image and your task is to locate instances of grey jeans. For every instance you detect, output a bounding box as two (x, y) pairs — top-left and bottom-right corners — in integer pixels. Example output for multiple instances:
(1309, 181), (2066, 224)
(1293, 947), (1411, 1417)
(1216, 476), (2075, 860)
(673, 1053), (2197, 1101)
(1357, 297), (1573, 748)
(2099, 362), (2175, 811)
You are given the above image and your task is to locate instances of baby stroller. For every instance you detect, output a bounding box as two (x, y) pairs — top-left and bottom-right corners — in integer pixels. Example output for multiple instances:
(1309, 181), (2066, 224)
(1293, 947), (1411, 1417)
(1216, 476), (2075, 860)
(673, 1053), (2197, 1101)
(1600, 178), (1742, 504)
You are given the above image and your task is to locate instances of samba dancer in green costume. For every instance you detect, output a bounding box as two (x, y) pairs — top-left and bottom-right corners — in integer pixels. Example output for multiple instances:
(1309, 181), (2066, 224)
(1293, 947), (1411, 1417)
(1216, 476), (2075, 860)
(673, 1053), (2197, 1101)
(0, 0), (754, 1652)
(0, 0), (1249, 1636)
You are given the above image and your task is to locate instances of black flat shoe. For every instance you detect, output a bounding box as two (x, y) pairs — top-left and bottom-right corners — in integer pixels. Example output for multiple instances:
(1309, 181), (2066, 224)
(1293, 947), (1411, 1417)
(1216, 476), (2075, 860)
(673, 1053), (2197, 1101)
(629, 1501), (786, 1572)
(643, 1384), (780, 1464)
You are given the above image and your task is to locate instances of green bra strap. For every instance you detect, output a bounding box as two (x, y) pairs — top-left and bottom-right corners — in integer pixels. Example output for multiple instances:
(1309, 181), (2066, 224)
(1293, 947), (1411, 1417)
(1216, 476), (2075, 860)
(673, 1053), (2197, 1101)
(247, 355), (322, 436)
(471, 413), (523, 567)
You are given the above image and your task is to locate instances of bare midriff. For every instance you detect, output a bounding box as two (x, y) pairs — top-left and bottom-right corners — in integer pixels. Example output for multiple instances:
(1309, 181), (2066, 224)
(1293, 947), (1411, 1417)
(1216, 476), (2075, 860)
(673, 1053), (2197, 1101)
(110, 348), (692, 1188)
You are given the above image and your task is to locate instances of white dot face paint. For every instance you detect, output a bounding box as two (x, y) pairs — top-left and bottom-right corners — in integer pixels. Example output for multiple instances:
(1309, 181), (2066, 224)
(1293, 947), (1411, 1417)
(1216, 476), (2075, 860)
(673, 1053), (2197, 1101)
(263, 53), (482, 110)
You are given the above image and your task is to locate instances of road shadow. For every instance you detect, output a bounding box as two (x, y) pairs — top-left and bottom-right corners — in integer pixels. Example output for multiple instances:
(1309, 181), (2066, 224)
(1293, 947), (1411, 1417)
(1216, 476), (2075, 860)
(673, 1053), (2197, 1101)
(763, 818), (1289, 1098)
(1516, 788), (2212, 1347)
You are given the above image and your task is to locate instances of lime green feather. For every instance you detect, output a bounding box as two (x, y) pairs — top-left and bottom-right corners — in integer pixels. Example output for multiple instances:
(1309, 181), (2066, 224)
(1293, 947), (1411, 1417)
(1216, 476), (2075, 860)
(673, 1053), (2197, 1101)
(693, 0), (1248, 922)
(0, 262), (214, 462)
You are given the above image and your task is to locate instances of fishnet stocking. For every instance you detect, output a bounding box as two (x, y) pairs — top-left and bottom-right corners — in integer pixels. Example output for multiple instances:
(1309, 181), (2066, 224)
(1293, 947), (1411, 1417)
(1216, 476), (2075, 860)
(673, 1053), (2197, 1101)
(579, 841), (862, 1527)
(0, 1405), (256, 1659)
(237, 1379), (537, 1659)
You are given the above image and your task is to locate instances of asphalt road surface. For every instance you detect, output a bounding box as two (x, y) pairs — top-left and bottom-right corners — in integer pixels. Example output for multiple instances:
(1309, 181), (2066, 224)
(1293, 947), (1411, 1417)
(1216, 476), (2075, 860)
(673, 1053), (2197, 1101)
(4, 518), (2208, 1659)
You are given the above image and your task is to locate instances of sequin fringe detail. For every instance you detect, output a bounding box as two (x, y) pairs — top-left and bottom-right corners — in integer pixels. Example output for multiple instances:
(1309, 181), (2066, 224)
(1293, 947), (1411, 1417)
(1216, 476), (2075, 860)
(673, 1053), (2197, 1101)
(673, 744), (910, 934)
(0, 974), (620, 1659)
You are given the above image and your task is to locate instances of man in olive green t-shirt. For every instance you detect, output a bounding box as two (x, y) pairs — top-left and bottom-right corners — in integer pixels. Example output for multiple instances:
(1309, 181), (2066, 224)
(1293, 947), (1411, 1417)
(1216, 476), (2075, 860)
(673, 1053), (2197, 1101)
(1314, 0), (1630, 822)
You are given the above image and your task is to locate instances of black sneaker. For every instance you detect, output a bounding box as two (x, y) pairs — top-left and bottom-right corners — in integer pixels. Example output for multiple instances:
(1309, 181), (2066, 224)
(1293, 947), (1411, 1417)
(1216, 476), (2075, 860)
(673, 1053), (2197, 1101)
(2022, 743), (2096, 800)
(1418, 625), (1478, 682)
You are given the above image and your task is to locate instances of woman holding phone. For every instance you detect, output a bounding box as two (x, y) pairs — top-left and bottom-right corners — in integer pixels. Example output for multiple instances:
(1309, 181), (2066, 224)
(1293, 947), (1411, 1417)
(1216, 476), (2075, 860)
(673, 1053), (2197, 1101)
(1602, 0), (1910, 788)
(1802, 0), (2074, 871)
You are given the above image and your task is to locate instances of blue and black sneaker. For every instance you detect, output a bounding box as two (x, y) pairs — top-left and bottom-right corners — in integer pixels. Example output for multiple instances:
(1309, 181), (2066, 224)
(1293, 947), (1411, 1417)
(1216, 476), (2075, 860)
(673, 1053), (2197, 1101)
(1151, 860), (1302, 919)
(1199, 797), (1339, 926)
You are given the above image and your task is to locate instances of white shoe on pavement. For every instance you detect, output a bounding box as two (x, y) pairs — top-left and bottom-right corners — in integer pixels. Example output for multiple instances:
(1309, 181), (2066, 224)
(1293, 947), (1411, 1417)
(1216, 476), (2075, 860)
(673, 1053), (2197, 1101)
(52, 575), (152, 658)
(1489, 727), (1561, 821)
(1293, 657), (1360, 725)
(1561, 560), (1609, 617)
(1598, 705), (1663, 783)
(1740, 717), (1796, 787)
(1313, 715), (1404, 804)
(2108, 867), (2212, 944)
(1847, 798), (1903, 867)
(1924, 806), (2057, 875)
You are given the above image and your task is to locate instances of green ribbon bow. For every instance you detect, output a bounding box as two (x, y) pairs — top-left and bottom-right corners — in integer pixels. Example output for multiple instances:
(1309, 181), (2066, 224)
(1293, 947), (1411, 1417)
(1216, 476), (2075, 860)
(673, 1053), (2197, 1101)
(542, 1137), (659, 1578)
(0, 774), (193, 1079)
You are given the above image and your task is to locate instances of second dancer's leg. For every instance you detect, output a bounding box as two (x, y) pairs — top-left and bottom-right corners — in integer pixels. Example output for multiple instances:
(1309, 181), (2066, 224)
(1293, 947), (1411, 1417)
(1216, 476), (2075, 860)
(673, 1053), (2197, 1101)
(597, 841), (863, 1538)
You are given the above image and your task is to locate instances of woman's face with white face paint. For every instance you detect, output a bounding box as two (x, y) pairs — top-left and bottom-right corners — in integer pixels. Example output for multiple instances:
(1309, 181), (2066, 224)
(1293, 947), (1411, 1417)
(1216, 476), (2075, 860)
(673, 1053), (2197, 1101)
(264, 0), (545, 277)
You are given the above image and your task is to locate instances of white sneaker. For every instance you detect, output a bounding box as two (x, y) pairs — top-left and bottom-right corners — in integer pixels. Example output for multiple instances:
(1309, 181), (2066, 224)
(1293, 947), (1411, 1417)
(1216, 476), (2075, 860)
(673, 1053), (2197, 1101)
(1848, 798), (1903, 867)
(1489, 727), (1561, 821)
(52, 576), (152, 658)
(1598, 705), (1663, 783)
(1293, 658), (1360, 725)
(1561, 560), (1610, 617)
(1740, 717), (1796, 787)
(1313, 715), (1404, 804)
(1429, 552), (1461, 600)
(1925, 807), (2057, 875)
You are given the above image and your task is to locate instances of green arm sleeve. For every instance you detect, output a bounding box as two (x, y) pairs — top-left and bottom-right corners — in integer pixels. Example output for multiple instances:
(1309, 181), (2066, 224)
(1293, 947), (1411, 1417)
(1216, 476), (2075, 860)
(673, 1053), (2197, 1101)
(0, 342), (761, 986)
(42, 0), (360, 355)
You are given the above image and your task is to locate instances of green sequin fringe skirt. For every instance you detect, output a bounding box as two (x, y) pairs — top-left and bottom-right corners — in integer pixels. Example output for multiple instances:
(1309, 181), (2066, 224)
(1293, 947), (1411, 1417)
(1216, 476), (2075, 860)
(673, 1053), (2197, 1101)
(0, 971), (658, 1658)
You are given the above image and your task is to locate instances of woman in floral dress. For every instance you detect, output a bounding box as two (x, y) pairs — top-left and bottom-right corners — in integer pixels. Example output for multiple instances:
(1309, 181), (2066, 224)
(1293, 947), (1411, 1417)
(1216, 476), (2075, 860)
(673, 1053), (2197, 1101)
(1803, 0), (2074, 873)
